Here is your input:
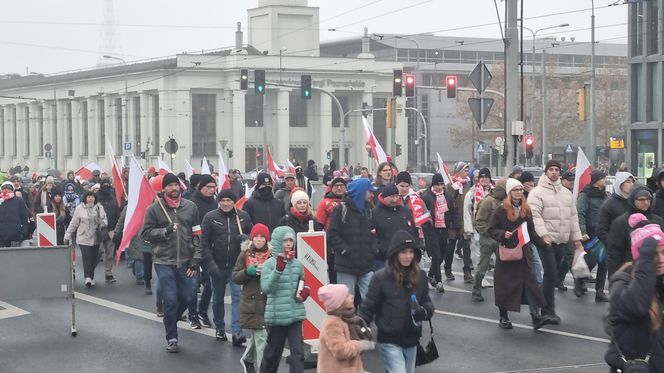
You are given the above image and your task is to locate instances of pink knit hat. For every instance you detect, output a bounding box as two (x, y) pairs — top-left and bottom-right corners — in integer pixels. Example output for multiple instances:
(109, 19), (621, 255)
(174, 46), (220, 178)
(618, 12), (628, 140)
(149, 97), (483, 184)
(317, 284), (349, 312)
(629, 213), (664, 261)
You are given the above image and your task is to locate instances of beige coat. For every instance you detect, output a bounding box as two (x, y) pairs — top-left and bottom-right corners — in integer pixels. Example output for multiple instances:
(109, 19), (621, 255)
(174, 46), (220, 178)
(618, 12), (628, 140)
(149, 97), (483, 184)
(527, 174), (582, 244)
(317, 315), (365, 373)
(64, 203), (107, 246)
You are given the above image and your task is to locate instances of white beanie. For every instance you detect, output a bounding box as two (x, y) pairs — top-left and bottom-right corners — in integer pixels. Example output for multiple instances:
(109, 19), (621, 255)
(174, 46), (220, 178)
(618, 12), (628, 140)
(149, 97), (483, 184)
(291, 189), (309, 204)
(505, 178), (523, 195)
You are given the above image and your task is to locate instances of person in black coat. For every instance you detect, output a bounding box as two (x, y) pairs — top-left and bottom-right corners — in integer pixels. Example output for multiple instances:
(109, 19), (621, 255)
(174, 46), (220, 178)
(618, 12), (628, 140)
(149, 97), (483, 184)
(47, 190), (72, 246)
(607, 184), (664, 278)
(304, 160), (318, 181)
(96, 179), (120, 282)
(653, 168), (664, 220)
(0, 181), (29, 246)
(360, 230), (434, 373)
(605, 218), (664, 372)
(597, 172), (634, 249)
(242, 173), (285, 232)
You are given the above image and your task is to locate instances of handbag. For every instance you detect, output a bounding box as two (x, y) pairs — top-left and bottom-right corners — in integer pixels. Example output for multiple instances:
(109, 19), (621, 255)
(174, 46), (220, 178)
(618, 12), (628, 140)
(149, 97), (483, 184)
(498, 244), (523, 262)
(613, 339), (651, 373)
(416, 319), (439, 366)
(95, 205), (110, 242)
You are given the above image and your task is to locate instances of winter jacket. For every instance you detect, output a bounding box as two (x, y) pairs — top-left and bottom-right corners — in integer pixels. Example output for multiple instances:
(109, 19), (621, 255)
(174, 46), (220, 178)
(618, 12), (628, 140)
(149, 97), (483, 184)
(229, 181), (245, 203)
(420, 187), (456, 230)
(0, 196), (30, 243)
(278, 212), (323, 235)
(315, 190), (344, 230)
(141, 198), (202, 267)
(371, 199), (417, 261)
(596, 192), (630, 246)
(190, 190), (218, 225)
(576, 184), (608, 238)
(317, 315), (365, 373)
(47, 203), (71, 246)
(64, 203), (108, 247)
(32, 188), (53, 215)
(201, 208), (253, 272)
(360, 230), (434, 347)
(445, 182), (470, 239)
(528, 174), (583, 244)
(304, 166), (318, 181)
(604, 239), (664, 372)
(474, 184), (507, 235)
(607, 185), (664, 277)
(274, 186), (295, 211)
(96, 186), (120, 230)
(260, 226), (306, 326)
(327, 197), (376, 276)
(654, 189), (664, 220)
(232, 243), (270, 330)
(242, 189), (286, 232)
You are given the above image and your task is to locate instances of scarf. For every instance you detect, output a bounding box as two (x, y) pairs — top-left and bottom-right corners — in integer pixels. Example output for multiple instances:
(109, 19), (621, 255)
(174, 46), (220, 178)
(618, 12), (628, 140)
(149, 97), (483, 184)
(245, 245), (272, 268)
(433, 188), (448, 228)
(0, 190), (14, 205)
(163, 193), (182, 209)
(452, 174), (468, 192)
(290, 207), (310, 224)
(328, 305), (373, 341)
(473, 185), (492, 217)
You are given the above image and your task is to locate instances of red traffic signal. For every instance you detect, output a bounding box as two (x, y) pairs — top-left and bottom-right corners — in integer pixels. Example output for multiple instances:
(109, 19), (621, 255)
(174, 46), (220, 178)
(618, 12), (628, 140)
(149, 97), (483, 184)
(524, 136), (535, 159)
(446, 75), (457, 98)
(404, 74), (415, 97)
(525, 136), (535, 146)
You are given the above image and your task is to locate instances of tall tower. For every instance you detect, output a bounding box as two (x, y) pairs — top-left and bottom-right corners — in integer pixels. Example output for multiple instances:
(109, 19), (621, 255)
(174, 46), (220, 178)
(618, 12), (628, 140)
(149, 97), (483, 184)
(97, 0), (121, 66)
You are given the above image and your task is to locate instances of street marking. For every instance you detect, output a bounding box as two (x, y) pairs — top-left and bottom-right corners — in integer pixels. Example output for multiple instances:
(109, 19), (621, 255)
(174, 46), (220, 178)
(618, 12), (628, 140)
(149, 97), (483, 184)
(0, 301), (30, 320)
(492, 362), (606, 372)
(434, 309), (610, 344)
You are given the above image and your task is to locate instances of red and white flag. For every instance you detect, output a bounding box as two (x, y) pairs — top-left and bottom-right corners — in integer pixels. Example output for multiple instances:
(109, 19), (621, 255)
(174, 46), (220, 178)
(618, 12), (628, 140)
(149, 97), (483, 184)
(436, 152), (453, 186)
(236, 183), (254, 210)
(201, 156), (211, 175)
(573, 147), (592, 200)
(184, 160), (195, 179)
(266, 145), (284, 178)
(362, 117), (388, 164)
(517, 221), (531, 246)
(217, 152), (231, 191)
(75, 161), (101, 181)
(287, 160), (296, 175)
(117, 156), (156, 264)
(106, 140), (126, 207)
(158, 157), (187, 190)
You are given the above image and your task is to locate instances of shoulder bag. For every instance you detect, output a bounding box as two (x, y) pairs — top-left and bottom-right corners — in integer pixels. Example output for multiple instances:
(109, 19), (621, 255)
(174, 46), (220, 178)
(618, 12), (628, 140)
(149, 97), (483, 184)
(498, 243), (523, 262)
(95, 205), (110, 242)
(416, 319), (439, 366)
(613, 339), (650, 373)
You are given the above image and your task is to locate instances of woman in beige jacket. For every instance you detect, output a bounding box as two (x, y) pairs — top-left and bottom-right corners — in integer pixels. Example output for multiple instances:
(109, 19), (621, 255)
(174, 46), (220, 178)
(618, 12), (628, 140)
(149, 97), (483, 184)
(64, 190), (107, 288)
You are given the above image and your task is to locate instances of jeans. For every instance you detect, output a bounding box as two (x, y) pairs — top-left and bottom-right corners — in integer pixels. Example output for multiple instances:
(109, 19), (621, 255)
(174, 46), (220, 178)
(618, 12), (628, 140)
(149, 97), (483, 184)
(259, 321), (303, 373)
(210, 268), (241, 335)
(79, 244), (100, 279)
(133, 260), (144, 280)
(427, 228), (448, 283)
(378, 343), (417, 373)
(531, 246), (544, 285)
(538, 243), (568, 315)
(242, 328), (268, 370)
(448, 237), (473, 272)
(472, 235), (497, 293)
(143, 252), (153, 283)
(197, 268), (212, 316)
(154, 264), (198, 342)
(337, 271), (373, 300)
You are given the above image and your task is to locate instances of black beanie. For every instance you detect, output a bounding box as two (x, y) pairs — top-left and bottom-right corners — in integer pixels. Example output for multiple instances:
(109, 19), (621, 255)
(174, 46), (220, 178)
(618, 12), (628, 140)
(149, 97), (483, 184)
(590, 170), (607, 185)
(431, 173), (445, 185)
(197, 174), (216, 191)
(189, 174), (202, 190)
(478, 167), (491, 179)
(395, 171), (412, 185)
(545, 160), (562, 172)
(381, 183), (399, 198)
(162, 173), (180, 189)
(519, 171), (535, 184)
(256, 173), (273, 188)
(217, 188), (237, 202)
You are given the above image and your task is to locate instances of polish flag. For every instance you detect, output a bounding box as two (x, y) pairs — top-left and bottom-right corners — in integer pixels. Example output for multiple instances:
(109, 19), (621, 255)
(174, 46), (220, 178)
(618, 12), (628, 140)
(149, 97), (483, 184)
(573, 147), (592, 200)
(266, 145), (284, 178)
(106, 140), (126, 207)
(362, 117), (388, 164)
(516, 221), (531, 246)
(75, 161), (101, 181)
(117, 156), (156, 264)
(184, 160), (195, 179)
(436, 152), (453, 186)
(158, 157), (188, 190)
(217, 152), (231, 191)
(236, 183), (254, 210)
(287, 160), (296, 175)
(201, 157), (211, 175)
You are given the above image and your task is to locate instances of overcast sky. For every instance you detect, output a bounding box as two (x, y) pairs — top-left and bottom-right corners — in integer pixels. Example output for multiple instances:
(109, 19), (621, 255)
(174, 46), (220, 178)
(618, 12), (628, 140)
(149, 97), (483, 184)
(0, 0), (628, 75)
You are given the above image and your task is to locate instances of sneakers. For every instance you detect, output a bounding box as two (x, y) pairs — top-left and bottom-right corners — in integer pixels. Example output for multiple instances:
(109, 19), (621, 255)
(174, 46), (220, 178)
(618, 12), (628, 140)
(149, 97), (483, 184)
(471, 291), (484, 302)
(555, 283), (568, 291)
(105, 275), (117, 283)
(190, 317), (202, 330)
(216, 329), (228, 341)
(240, 358), (256, 373)
(166, 340), (178, 353)
(545, 313), (561, 325)
(156, 304), (164, 317)
(481, 279), (493, 288)
(531, 312), (551, 330)
(455, 248), (463, 260)
(199, 313), (212, 328)
(445, 271), (455, 281)
(498, 317), (513, 329)
(84, 278), (92, 288)
(435, 282), (445, 293)
(232, 334), (247, 346)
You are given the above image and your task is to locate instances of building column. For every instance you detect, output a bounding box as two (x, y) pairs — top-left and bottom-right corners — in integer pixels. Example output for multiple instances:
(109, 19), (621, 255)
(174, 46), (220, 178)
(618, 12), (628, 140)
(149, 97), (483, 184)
(318, 93), (332, 169)
(139, 92), (151, 164)
(55, 100), (68, 171)
(86, 97), (98, 164)
(71, 100), (82, 168)
(231, 90), (246, 171)
(6, 105), (16, 164)
(28, 102), (40, 169)
(15, 104), (27, 167)
(276, 89), (290, 167)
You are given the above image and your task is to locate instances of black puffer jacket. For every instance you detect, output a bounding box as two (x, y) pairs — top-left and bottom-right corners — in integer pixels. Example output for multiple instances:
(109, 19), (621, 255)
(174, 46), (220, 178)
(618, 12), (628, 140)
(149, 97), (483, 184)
(96, 185), (120, 230)
(607, 185), (664, 277)
(201, 208), (253, 271)
(326, 196), (376, 276)
(371, 197), (418, 261)
(360, 230), (434, 347)
(0, 196), (29, 244)
(242, 189), (286, 232)
(190, 190), (218, 225)
(605, 238), (664, 372)
(597, 192), (630, 246)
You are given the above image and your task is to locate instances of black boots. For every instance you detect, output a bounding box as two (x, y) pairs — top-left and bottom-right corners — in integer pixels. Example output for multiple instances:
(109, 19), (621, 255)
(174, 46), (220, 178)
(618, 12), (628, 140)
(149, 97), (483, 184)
(531, 311), (551, 330)
(463, 269), (474, 283)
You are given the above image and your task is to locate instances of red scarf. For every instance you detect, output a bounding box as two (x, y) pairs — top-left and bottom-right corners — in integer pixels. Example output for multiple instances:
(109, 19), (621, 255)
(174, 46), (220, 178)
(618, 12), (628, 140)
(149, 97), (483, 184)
(163, 193), (182, 209)
(433, 188), (449, 228)
(290, 207), (310, 223)
(452, 174), (467, 191)
(0, 190), (14, 205)
(245, 245), (272, 268)
(473, 185), (491, 215)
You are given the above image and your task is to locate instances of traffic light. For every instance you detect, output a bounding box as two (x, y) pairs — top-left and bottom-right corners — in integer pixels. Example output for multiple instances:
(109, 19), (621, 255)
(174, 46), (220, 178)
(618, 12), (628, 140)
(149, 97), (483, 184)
(301, 75), (312, 99)
(240, 69), (248, 90)
(446, 75), (457, 98)
(525, 135), (535, 159)
(396, 143), (402, 157)
(326, 150), (331, 160)
(393, 69), (403, 97)
(255, 70), (265, 95)
(256, 150), (262, 159)
(227, 150), (233, 158)
(576, 87), (586, 121)
(404, 74), (415, 97)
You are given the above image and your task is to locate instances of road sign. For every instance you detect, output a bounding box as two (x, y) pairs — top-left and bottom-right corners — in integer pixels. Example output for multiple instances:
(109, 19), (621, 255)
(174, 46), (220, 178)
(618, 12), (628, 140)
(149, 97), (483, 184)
(123, 142), (132, 151)
(36, 213), (57, 247)
(164, 138), (178, 154)
(477, 143), (487, 153)
(565, 144), (574, 153)
(495, 136), (504, 147)
(44, 151), (52, 159)
(469, 62), (492, 94)
(44, 143), (52, 152)
(468, 97), (494, 127)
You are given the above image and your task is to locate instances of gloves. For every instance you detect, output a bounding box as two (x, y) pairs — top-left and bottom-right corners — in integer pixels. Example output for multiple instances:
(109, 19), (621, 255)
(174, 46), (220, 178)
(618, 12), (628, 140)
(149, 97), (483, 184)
(357, 340), (375, 351)
(246, 264), (258, 277)
(188, 260), (200, 272)
(640, 237), (660, 258)
(299, 286), (310, 301)
(412, 305), (428, 322)
(165, 223), (175, 236)
(276, 254), (287, 272)
(63, 238), (70, 246)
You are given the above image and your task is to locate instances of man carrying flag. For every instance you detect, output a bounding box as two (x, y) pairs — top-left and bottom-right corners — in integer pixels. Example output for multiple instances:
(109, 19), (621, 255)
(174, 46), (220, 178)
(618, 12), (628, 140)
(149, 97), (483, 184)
(142, 172), (203, 353)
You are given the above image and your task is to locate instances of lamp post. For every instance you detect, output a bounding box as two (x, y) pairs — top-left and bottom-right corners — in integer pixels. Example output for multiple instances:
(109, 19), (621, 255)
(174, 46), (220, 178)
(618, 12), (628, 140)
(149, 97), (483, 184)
(279, 47), (287, 84)
(540, 43), (560, 165)
(589, 0), (596, 166)
(103, 55), (128, 164)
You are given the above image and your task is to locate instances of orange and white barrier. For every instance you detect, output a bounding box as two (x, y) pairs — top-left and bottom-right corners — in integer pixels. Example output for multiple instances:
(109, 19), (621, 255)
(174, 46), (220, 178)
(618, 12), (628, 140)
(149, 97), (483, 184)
(36, 213), (57, 247)
(296, 230), (328, 352)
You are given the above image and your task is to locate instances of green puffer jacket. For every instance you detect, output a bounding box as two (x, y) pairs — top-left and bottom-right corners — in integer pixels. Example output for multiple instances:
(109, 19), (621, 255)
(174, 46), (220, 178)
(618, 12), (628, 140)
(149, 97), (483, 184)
(260, 226), (306, 326)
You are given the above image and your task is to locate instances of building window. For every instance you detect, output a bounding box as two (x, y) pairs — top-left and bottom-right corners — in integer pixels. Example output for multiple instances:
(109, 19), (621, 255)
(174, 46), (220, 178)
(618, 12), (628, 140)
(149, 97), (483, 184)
(66, 102), (72, 156)
(648, 62), (661, 122)
(115, 98), (123, 152)
(647, 0), (658, 55)
(245, 91), (264, 127)
(38, 105), (43, 156)
(245, 146), (264, 173)
(289, 148), (308, 167)
(631, 1), (644, 57)
(632, 129), (657, 178)
(289, 91), (307, 127)
(12, 106), (17, 156)
(81, 101), (88, 156)
(152, 94), (159, 156)
(133, 96), (141, 156)
(98, 99), (106, 155)
(192, 93), (216, 157)
(24, 106), (30, 156)
(632, 64), (645, 122)
(331, 95), (349, 128)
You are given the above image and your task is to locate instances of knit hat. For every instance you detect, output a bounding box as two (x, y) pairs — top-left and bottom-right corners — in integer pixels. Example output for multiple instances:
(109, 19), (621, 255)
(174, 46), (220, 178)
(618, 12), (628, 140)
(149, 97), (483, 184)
(545, 160), (562, 172)
(92, 169), (101, 176)
(505, 178), (523, 194)
(562, 170), (575, 181)
(511, 165), (523, 175)
(197, 174), (216, 190)
(431, 173), (445, 186)
(381, 183), (399, 198)
(478, 167), (491, 179)
(519, 171), (535, 184)
(395, 171), (412, 185)
(0, 181), (14, 191)
(283, 231), (295, 241)
(250, 223), (270, 242)
(634, 188), (653, 200)
(590, 170), (607, 185)
(216, 188), (237, 202)
(453, 161), (469, 174)
(318, 284), (349, 312)
(256, 173), (273, 189)
(162, 172), (180, 189)
(283, 172), (295, 179)
(629, 213), (664, 261)
(329, 177), (347, 186)
(291, 189), (309, 204)
(45, 176), (55, 185)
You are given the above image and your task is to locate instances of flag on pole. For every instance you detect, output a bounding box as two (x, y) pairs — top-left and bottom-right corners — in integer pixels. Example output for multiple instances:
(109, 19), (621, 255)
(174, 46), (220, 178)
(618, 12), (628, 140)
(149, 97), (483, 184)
(236, 183), (254, 210)
(75, 161), (101, 181)
(517, 221), (531, 246)
(362, 117), (388, 164)
(106, 140), (126, 207)
(117, 156), (156, 264)
(201, 157), (211, 175)
(184, 160), (195, 179)
(218, 151), (231, 191)
(287, 160), (296, 175)
(266, 145), (284, 178)
(573, 147), (592, 200)
(435, 152), (453, 185)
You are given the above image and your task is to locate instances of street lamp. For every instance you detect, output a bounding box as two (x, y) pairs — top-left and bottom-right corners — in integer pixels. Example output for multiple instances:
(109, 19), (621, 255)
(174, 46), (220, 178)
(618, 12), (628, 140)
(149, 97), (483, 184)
(540, 42), (560, 165)
(279, 47), (287, 84)
(103, 55), (129, 164)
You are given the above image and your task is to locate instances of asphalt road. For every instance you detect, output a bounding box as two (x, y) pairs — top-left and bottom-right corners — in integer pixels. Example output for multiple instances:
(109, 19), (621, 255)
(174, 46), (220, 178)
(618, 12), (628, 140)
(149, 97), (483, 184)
(0, 256), (610, 373)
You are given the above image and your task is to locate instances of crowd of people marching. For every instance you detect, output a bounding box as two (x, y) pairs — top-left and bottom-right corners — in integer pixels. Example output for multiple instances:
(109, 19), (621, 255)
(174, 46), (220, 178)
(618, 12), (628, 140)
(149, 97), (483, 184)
(3, 158), (664, 372)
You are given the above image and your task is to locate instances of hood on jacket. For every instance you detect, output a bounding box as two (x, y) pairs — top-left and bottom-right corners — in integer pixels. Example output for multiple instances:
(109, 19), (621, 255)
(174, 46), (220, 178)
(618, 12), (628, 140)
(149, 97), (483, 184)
(387, 230), (422, 265)
(346, 178), (377, 212)
(251, 186), (275, 201)
(269, 226), (296, 257)
(627, 184), (655, 213)
(613, 171), (634, 198)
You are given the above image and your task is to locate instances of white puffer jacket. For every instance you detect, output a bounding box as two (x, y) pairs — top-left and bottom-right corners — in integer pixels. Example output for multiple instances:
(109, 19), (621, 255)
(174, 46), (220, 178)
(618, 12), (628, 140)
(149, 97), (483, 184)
(527, 174), (582, 245)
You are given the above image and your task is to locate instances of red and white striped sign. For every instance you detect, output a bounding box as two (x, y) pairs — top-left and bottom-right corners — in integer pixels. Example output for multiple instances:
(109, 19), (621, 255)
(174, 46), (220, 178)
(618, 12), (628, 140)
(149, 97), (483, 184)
(296, 231), (328, 352)
(36, 213), (57, 247)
